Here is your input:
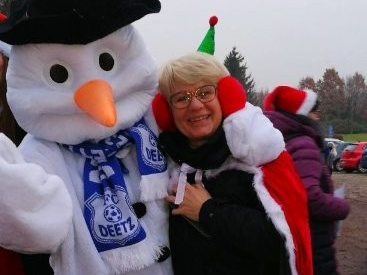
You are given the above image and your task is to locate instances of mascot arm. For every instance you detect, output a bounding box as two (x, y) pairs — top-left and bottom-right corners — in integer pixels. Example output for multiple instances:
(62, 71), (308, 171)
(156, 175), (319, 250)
(223, 103), (285, 166)
(0, 134), (73, 253)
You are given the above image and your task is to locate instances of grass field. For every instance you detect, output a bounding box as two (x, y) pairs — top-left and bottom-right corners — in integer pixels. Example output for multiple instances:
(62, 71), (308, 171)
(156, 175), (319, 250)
(340, 133), (367, 142)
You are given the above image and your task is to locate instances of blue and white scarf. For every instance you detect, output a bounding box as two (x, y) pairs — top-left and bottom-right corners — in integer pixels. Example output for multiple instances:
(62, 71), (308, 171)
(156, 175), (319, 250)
(64, 119), (167, 253)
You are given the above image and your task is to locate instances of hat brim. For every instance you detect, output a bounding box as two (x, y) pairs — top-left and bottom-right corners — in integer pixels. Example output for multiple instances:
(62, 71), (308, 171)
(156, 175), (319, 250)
(0, 0), (161, 45)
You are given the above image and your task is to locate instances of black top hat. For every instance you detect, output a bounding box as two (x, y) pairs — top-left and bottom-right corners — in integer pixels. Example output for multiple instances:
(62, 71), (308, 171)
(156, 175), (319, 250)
(0, 0), (161, 45)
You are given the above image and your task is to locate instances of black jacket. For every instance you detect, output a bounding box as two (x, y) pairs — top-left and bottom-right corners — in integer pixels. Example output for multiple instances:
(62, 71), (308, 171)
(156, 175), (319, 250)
(169, 169), (291, 275)
(160, 129), (291, 275)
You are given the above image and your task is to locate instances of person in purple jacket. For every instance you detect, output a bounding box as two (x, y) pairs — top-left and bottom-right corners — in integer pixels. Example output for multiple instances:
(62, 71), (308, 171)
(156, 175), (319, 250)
(263, 85), (350, 275)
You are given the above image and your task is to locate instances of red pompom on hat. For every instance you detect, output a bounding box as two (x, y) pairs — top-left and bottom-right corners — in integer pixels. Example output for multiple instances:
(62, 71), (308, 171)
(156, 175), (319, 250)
(263, 85), (318, 115)
(209, 15), (218, 26)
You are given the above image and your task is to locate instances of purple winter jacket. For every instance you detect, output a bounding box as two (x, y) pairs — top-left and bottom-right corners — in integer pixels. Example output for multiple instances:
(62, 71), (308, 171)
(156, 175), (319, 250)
(264, 111), (350, 275)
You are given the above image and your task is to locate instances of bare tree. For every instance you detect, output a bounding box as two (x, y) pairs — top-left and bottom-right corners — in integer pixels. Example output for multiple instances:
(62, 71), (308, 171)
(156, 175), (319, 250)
(257, 87), (269, 109)
(299, 76), (316, 91)
(316, 68), (345, 121)
(298, 69), (367, 133)
(344, 73), (367, 133)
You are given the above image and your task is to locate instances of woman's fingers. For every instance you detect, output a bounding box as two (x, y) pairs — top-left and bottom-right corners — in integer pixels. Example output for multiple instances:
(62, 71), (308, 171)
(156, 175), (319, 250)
(165, 195), (176, 204)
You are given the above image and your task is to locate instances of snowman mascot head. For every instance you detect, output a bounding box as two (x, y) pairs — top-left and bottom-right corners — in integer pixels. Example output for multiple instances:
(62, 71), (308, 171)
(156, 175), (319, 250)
(1, 0), (161, 144)
(0, 0), (172, 274)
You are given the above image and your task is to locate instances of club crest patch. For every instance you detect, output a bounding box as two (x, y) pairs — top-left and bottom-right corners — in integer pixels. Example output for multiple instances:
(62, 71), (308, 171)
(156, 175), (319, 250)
(85, 187), (146, 252)
(129, 122), (167, 173)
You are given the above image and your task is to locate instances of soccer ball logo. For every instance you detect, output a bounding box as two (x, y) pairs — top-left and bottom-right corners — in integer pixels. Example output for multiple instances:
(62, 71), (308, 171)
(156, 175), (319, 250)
(104, 205), (123, 222)
(149, 133), (157, 147)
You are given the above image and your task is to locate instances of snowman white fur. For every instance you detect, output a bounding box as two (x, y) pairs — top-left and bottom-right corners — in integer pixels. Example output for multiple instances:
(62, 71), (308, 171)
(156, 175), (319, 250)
(0, 25), (172, 275)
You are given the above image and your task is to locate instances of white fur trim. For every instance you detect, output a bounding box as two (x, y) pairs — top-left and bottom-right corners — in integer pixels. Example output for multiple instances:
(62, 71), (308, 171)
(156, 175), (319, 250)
(139, 171), (169, 201)
(206, 158), (298, 275)
(223, 103), (285, 166)
(296, 89), (317, 115)
(252, 168), (298, 275)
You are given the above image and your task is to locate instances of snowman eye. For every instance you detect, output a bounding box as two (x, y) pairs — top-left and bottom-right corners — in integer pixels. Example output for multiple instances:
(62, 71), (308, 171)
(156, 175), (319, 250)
(49, 64), (69, 83)
(99, 52), (115, 71)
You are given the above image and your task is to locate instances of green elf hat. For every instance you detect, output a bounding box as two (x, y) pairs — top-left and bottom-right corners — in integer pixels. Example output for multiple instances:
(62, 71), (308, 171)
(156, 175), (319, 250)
(197, 15), (218, 55)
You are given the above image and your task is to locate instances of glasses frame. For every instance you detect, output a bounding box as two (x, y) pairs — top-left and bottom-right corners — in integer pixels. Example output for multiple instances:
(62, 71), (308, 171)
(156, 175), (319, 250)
(169, 84), (217, 109)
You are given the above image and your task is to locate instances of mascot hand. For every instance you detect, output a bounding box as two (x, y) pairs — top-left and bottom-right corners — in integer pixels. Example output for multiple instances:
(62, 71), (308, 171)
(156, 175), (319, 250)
(0, 133), (25, 164)
(0, 133), (73, 253)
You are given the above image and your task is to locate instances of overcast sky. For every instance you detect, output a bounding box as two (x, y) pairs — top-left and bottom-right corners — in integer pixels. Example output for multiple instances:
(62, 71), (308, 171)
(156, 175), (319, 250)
(134, 0), (367, 90)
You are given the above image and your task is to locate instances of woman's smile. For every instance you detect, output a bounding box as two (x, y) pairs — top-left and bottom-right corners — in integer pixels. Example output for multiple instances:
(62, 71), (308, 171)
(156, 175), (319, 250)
(188, 114), (210, 123)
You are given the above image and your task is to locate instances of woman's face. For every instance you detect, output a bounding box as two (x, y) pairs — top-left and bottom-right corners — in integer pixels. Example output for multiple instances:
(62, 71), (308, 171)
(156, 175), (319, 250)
(308, 110), (320, 121)
(169, 81), (222, 148)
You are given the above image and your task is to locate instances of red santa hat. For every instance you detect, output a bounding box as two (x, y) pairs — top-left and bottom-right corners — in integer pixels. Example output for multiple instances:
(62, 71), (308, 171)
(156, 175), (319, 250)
(263, 85), (318, 115)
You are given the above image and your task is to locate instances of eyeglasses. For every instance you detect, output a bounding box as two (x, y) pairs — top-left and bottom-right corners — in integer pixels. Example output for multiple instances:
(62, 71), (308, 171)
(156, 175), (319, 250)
(169, 85), (217, 109)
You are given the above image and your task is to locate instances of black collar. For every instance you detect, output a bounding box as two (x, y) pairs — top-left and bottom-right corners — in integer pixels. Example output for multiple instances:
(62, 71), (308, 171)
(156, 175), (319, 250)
(158, 126), (231, 170)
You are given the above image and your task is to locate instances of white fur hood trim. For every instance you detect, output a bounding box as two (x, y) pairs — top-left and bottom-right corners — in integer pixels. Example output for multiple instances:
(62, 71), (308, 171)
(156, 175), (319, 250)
(223, 103), (285, 166)
(206, 159), (298, 275)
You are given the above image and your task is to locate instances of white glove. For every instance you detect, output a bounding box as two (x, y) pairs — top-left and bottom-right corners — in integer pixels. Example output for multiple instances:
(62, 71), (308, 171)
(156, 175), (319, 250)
(0, 133), (73, 253)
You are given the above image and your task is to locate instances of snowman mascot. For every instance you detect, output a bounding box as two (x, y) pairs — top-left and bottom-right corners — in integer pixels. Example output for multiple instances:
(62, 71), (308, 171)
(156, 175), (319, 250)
(0, 0), (172, 274)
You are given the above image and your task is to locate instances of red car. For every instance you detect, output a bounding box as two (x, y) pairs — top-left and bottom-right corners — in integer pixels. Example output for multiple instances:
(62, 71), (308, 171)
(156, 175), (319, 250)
(340, 141), (367, 173)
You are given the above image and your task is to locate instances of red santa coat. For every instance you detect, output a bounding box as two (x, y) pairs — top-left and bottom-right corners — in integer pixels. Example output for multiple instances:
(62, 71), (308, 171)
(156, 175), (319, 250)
(262, 151), (313, 275)
(0, 248), (25, 275)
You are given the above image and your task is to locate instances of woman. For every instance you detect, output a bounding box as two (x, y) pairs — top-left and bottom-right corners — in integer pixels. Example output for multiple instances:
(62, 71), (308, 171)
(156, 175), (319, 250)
(263, 85), (350, 275)
(152, 52), (313, 275)
(326, 142), (337, 174)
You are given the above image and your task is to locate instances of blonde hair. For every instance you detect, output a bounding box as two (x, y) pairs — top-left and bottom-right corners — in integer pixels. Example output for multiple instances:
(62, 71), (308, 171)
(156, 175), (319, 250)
(159, 52), (229, 99)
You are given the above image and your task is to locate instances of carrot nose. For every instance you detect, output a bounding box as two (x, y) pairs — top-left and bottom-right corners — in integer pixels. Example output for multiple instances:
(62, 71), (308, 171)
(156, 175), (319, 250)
(74, 80), (117, 127)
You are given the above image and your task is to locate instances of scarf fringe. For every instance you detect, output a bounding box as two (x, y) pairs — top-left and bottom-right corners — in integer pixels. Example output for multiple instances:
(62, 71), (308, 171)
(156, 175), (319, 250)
(140, 172), (169, 201)
(101, 239), (162, 274)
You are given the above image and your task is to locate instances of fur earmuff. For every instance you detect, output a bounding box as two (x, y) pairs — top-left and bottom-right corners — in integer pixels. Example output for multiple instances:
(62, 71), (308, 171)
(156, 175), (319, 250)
(217, 76), (246, 118)
(152, 92), (176, 132)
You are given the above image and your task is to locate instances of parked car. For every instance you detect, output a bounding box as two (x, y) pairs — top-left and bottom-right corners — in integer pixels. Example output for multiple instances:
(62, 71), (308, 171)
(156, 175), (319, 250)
(334, 141), (355, 172)
(324, 138), (353, 172)
(340, 141), (367, 173)
(360, 149), (367, 170)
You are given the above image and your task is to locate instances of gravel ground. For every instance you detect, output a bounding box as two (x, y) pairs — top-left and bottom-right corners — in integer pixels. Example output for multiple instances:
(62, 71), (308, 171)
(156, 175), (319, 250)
(333, 172), (367, 275)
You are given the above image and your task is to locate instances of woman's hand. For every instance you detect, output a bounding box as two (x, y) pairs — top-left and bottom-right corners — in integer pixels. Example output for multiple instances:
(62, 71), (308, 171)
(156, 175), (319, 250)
(166, 182), (212, 221)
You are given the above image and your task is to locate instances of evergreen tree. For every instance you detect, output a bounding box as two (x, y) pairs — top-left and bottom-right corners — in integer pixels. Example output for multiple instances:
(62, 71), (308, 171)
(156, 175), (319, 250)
(223, 46), (256, 104)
